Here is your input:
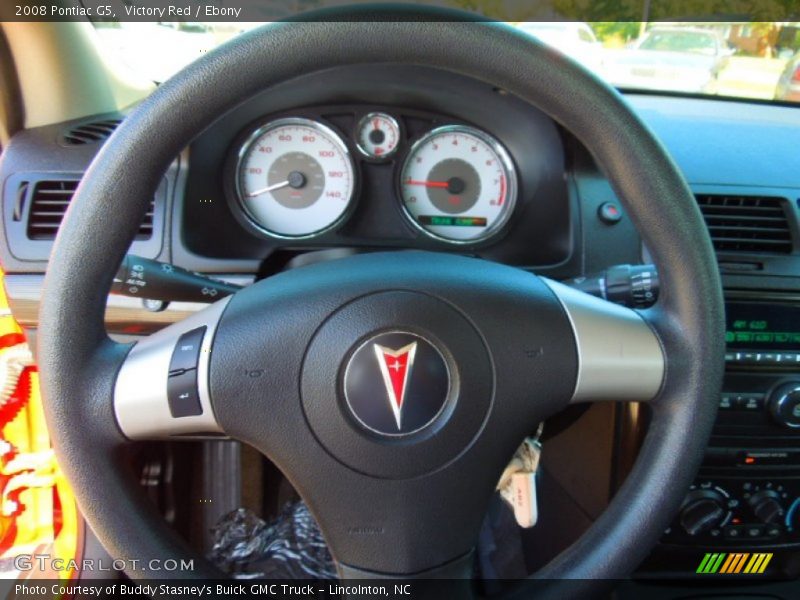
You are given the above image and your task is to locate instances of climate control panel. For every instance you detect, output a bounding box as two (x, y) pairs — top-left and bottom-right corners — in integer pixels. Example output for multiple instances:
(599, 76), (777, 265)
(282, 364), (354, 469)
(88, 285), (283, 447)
(663, 477), (800, 547)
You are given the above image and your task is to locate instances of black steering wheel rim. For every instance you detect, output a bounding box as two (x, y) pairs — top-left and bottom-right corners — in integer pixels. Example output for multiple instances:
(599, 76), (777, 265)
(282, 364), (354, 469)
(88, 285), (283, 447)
(37, 9), (724, 595)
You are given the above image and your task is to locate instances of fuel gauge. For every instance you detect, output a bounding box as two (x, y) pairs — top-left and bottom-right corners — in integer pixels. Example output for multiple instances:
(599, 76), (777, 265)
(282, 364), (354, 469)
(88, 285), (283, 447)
(355, 112), (400, 160)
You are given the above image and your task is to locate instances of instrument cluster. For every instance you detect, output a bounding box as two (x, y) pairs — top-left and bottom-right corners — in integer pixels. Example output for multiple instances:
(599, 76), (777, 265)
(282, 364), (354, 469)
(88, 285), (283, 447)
(230, 109), (518, 245)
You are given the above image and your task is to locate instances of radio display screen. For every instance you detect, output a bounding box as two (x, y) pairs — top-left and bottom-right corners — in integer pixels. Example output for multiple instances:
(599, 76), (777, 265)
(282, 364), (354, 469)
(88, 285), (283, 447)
(726, 302), (800, 349)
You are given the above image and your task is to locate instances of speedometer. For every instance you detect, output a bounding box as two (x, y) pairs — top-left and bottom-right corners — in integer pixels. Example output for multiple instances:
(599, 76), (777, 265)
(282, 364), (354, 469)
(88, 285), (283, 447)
(235, 117), (355, 239)
(399, 125), (517, 244)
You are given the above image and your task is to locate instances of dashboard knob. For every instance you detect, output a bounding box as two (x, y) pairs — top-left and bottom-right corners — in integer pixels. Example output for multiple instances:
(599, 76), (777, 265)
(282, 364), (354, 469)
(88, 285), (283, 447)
(769, 383), (800, 429)
(679, 490), (727, 536)
(749, 490), (785, 524)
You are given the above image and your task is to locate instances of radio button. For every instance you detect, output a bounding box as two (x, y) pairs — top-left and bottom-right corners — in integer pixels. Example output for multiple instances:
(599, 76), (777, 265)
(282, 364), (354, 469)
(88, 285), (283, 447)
(724, 393), (765, 411)
(741, 394), (765, 411)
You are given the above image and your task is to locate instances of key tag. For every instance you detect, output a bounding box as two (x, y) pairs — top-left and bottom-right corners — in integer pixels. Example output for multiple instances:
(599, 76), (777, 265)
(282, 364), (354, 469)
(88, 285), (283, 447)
(497, 424), (543, 528)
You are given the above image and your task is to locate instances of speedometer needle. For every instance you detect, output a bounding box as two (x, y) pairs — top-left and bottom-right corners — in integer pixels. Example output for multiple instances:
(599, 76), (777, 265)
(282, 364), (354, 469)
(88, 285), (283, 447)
(246, 180), (291, 197)
(247, 171), (307, 197)
(404, 179), (450, 188)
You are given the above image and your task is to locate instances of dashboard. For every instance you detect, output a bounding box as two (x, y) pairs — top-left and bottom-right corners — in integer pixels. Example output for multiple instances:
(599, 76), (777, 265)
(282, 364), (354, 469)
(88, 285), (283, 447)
(1, 62), (800, 589)
(179, 65), (570, 268)
(232, 113), (516, 244)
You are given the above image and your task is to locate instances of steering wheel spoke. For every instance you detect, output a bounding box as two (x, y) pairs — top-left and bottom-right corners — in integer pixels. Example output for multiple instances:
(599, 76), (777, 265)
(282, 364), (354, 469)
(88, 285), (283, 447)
(114, 298), (230, 440)
(544, 279), (665, 405)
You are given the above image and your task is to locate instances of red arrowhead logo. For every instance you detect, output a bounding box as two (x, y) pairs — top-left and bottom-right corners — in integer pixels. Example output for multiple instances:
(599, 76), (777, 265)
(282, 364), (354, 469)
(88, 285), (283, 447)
(373, 342), (418, 431)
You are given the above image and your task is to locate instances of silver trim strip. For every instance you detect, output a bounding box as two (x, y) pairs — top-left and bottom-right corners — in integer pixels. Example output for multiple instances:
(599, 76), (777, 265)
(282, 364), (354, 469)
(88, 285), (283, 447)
(114, 297), (230, 439)
(544, 279), (665, 403)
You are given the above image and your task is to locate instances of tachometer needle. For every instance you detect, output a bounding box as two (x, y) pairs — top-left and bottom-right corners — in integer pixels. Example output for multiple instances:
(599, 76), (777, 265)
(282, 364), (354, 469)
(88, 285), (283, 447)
(404, 179), (450, 189)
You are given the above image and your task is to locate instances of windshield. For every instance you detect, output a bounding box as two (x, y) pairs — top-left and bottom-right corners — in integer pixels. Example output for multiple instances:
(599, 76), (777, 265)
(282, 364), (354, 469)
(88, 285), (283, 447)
(92, 20), (800, 103)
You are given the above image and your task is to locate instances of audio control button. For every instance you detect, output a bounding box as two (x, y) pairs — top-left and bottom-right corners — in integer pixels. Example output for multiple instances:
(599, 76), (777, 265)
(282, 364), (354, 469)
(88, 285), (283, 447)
(167, 369), (203, 418)
(741, 394), (765, 411)
(724, 393), (765, 411)
(169, 326), (206, 375)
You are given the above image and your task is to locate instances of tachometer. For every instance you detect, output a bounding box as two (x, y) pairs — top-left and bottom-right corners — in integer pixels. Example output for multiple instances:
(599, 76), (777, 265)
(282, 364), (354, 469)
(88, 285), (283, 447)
(399, 125), (517, 243)
(235, 117), (355, 239)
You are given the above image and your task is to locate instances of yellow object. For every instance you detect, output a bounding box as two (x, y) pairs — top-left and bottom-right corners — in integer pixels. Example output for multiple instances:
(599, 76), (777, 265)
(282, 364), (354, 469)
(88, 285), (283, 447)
(0, 269), (79, 581)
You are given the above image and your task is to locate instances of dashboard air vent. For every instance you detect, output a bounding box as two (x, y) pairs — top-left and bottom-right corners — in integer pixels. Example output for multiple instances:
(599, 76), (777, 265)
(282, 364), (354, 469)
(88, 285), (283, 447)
(696, 194), (793, 254)
(62, 119), (122, 146)
(26, 180), (154, 241)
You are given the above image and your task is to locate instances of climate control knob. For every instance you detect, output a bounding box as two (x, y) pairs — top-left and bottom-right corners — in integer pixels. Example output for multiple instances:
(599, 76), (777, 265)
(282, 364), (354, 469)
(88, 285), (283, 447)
(769, 383), (800, 429)
(749, 490), (785, 524)
(679, 490), (727, 536)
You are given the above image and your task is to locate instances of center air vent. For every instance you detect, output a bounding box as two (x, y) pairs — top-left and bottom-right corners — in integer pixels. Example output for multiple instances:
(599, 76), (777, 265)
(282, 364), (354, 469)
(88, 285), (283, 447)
(26, 180), (154, 241)
(696, 194), (793, 254)
(61, 118), (122, 146)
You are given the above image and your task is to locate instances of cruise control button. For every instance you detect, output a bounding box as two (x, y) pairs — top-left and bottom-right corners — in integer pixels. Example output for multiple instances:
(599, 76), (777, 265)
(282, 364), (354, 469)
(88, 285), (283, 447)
(169, 326), (206, 374)
(167, 369), (203, 418)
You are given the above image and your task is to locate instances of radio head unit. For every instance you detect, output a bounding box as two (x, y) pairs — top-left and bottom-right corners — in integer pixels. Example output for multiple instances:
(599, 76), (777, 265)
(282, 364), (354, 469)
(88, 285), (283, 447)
(725, 302), (800, 367)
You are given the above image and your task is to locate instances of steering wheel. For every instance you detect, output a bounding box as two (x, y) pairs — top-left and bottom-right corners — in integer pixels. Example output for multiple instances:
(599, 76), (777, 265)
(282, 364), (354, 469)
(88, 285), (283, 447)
(37, 9), (724, 597)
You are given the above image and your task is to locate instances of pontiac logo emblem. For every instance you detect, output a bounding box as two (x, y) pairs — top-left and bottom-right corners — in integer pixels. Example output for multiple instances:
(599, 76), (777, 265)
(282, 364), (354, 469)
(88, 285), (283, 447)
(373, 342), (417, 431)
(343, 332), (450, 437)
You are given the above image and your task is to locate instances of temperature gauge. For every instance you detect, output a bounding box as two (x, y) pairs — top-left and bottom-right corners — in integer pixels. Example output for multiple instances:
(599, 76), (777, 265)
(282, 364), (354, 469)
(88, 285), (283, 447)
(355, 112), (400, 160)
